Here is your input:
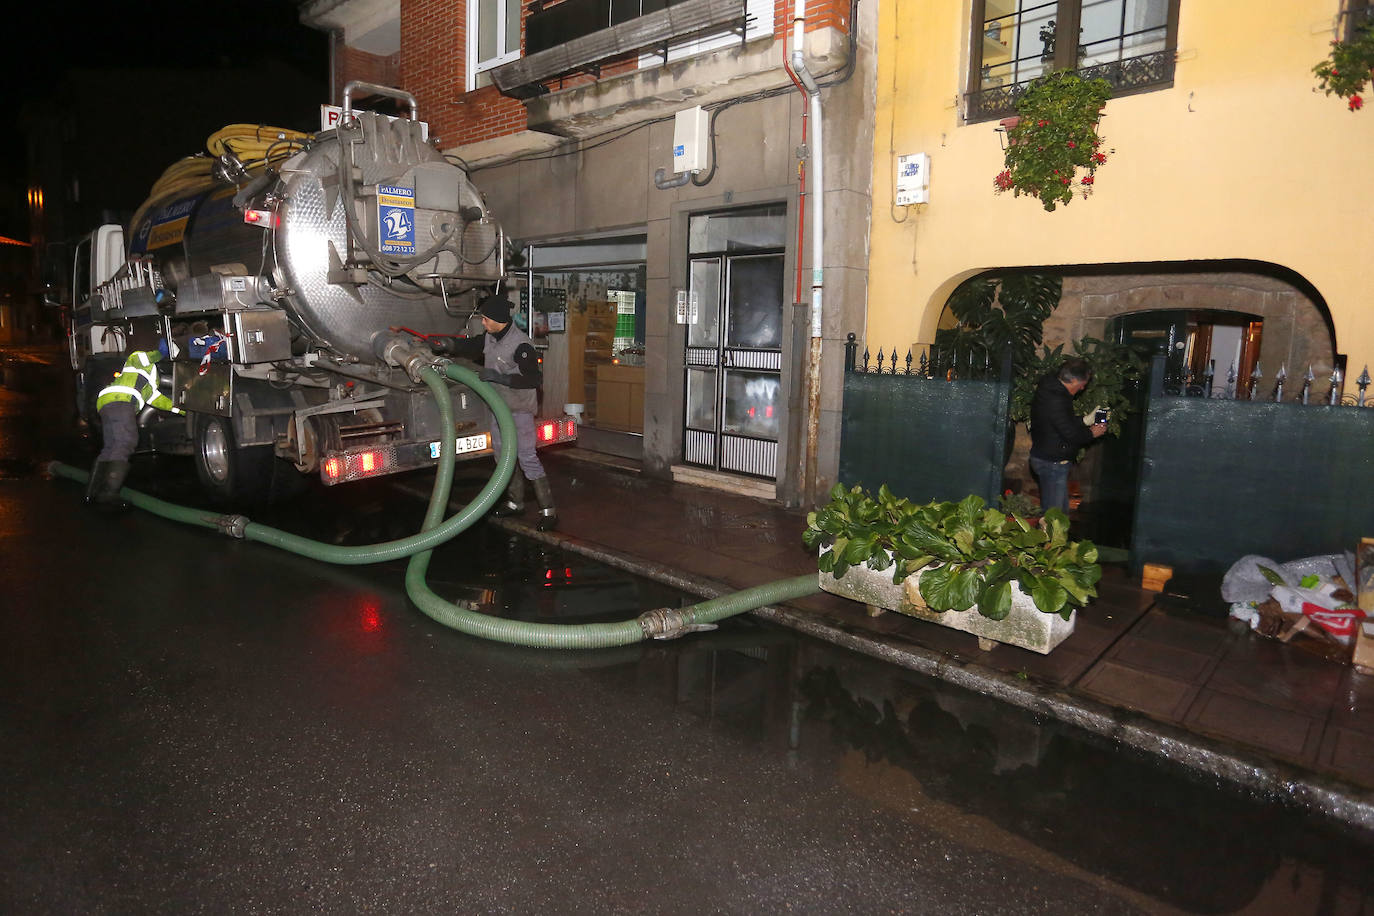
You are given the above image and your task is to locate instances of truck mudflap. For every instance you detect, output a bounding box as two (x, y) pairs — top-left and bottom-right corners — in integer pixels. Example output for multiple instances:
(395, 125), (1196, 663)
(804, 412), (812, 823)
(318, 414), (579, 485)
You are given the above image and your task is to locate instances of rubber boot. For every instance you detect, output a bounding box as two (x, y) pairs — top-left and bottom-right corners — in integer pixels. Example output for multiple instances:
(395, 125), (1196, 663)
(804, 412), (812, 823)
(532, 475), (558, 532)
(492, 474), (526, 517)
(87, 460), (130, 509)
(85, 461), (107, 504)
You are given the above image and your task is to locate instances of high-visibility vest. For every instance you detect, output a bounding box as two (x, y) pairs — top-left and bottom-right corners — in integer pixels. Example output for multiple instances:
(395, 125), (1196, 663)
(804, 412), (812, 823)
(95, 350), (184, 414)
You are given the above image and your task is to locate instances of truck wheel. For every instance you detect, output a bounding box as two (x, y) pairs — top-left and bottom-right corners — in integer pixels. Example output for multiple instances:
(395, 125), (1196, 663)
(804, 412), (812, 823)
(193, 414), (274, 507)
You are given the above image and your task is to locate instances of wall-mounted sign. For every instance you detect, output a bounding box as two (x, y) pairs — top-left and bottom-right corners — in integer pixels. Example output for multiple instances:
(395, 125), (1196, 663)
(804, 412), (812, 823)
(675, 289), (699, 324)
(377, 185), (416, 255)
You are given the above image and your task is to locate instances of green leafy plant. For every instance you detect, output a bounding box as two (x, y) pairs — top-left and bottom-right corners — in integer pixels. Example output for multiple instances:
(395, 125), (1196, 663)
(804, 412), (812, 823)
(994, 70), (1113, 211)
(1009, 336), (1150, 438)
(934, 274), (1062, 374)
(804, 485), (1101, 620)
(1313, 23), (1374, 111)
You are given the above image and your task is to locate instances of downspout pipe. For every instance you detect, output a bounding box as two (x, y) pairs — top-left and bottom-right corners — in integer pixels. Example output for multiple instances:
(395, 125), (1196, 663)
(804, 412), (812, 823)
(791, 0), (825, 506)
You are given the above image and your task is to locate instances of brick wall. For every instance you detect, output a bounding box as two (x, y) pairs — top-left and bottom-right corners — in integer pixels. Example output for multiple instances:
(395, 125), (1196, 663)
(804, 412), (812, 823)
(333, 45), (401, 104)
(398, 0), (528, 146)
(394, 0), (851, 147)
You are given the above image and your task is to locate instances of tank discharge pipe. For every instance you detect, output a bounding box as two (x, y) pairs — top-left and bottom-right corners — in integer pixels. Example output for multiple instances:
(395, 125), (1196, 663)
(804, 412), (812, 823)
(50, 362), (818, 648)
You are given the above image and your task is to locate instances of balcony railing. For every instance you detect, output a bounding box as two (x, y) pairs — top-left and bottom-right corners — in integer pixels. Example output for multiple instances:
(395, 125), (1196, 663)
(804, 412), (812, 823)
(965, 48), (1176, 123)
(490, 0), (749, 99)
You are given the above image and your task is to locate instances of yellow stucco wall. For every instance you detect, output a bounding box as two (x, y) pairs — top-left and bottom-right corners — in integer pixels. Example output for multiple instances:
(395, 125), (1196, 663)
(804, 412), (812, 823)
(868, 1), (1374, 376)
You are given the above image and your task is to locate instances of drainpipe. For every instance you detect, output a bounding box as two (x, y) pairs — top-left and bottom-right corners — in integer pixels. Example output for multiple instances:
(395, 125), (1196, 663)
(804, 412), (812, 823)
(791, 0), (825, 505)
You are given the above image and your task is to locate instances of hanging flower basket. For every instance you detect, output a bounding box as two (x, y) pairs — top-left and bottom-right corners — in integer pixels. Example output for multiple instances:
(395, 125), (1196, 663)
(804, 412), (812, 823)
(993, 70), (1113, 212)
(1313, 24), (1374, 111)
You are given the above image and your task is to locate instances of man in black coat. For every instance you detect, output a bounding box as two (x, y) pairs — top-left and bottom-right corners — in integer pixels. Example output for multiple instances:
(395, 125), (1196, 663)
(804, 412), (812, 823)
(1028, 357), (1106, 515)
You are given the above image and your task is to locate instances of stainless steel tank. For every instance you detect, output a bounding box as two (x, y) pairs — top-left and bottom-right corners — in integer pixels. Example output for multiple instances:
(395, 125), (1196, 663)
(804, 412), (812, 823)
(128, 102), (502, 363)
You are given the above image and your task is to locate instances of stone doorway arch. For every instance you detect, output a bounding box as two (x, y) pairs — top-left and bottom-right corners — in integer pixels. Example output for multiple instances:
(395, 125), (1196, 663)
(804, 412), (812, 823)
(936, 261), (1338, 548)
(1046, 262), (1338, 384)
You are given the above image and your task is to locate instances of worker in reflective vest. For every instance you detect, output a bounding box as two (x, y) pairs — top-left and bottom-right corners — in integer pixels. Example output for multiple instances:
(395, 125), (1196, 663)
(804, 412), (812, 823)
(86, 346), (184, 507)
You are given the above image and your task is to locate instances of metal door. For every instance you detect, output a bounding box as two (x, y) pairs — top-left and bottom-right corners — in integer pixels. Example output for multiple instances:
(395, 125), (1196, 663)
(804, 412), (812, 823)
(683, 213), (785, 479)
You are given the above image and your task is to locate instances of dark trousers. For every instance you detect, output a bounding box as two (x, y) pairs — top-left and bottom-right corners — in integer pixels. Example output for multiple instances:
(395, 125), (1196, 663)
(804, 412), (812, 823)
(1029, 454), (1072, 514)
(96, 401), (139, 463)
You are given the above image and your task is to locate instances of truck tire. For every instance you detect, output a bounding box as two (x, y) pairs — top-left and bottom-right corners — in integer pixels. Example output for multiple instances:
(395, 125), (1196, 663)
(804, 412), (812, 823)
(193, 414), (275, 507)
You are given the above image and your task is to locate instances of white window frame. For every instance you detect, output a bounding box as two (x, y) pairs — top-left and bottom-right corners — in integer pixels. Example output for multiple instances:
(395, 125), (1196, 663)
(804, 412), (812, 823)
(468, 0), (522, 91)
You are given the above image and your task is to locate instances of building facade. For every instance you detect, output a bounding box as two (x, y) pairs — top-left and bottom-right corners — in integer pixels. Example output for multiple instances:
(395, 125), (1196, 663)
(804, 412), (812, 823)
(866, 0), (1374, 388)
(302, 0), (877, 506)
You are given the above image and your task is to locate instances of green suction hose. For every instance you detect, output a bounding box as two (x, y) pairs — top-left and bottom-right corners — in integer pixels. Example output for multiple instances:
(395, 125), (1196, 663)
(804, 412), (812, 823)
(50, 355), (820, 648)
(51, 363), (513, 563)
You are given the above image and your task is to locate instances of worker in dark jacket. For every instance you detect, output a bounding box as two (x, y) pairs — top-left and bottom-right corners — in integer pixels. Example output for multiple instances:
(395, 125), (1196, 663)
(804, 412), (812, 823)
(433, 294), (557, 531)
(86, 338), (186, 508)
(1028, 357), (1105, 515)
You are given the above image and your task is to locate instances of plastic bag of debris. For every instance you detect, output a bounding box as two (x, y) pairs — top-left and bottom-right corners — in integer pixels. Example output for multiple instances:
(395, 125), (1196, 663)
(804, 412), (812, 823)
(1221, 554), (1353, 603)
(1224, 552), (1362, 645)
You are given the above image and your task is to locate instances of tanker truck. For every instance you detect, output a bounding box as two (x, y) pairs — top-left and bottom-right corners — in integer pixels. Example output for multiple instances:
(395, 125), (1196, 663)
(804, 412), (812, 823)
(61, 82), (574, 506)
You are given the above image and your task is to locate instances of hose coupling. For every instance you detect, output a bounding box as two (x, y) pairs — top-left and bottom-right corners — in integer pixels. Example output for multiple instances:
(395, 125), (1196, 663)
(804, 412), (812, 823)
(216, 514), (251, 538)
(402, 351), (436, 384)
(374, 333), (433, 384)
(637, 607), (718, 640)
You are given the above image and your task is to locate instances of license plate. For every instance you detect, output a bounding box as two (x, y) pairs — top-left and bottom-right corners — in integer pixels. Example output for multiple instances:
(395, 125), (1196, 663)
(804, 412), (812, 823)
(430, 434), (489, 459)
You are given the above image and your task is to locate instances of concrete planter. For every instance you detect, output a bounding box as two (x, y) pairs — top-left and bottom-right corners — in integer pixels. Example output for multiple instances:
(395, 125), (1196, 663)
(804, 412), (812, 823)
(817, 552), (1075, 655)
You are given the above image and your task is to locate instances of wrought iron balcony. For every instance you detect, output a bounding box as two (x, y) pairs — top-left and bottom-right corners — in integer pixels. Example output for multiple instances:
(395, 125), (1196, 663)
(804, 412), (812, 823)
(965, 49), (1176, 123)
(490, 0), (749, 99)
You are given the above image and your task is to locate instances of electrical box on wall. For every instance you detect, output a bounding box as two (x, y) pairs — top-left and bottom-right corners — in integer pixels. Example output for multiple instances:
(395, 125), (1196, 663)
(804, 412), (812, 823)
(673, 107), (710, 174)
(895, 153), (930, 205)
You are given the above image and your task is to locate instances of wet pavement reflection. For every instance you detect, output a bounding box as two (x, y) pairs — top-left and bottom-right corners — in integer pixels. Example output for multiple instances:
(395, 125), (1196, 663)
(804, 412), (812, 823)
(5, 344), (1374, 912)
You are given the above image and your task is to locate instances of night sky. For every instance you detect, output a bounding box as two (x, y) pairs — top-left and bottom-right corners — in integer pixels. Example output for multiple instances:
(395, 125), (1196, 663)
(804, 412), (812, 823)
(3, 0), (328, 241)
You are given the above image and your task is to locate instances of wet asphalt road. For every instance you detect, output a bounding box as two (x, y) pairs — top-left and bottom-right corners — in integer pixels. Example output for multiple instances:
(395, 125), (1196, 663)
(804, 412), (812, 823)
(3, 473), (1125, 914)
(5, 345), (1374, 914)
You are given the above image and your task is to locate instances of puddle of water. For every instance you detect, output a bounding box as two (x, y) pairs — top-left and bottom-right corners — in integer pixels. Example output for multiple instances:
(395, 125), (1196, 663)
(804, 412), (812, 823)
(792, 659), (1374, 912)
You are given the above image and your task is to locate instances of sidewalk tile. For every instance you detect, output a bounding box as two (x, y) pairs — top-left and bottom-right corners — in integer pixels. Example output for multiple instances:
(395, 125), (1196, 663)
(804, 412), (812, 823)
(1077, 660), (1196, 720)
(1185, 688), (1323, 763)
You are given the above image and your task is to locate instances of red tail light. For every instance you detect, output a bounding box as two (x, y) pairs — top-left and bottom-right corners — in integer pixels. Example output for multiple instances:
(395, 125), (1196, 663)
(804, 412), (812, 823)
(319, 447), (396, 484)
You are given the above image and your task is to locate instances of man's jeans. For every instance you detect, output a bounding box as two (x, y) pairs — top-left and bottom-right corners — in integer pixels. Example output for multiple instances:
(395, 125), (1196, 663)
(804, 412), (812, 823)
(1029, 454), (1071, 515)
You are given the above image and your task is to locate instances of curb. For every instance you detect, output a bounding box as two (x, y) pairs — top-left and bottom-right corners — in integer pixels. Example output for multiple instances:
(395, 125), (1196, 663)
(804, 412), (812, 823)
(493, 515), (1374, 834)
